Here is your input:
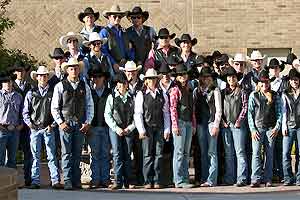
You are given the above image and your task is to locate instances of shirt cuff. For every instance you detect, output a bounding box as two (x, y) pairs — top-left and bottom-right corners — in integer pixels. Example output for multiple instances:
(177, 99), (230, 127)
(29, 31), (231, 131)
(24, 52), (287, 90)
(127, 124), (135, 133)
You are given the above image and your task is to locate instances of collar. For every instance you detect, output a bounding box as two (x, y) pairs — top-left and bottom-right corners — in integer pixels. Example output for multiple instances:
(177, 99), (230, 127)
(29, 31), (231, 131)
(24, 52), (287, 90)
(114, 88), (131, 98)
(38, 84), (49, 91)
(0, 89), (14, 95)
(145, 88), (160, 95)
(159, 80), (172, 92)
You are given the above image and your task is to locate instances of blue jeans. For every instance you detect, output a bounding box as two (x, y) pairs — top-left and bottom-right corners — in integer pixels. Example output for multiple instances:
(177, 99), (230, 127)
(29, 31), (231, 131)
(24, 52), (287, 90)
(0, 129), (19, 168)
(142, 126), (164, 185)
(59, 124), (84, 186)
(196, 123), (218, 185)
(251, 128), (275, 183)
(109, 128), (133, 186)
(282, 128), (300, 184)
(87, 126), (110, 184)
(30, 128), (59, 185)
(19, 125), (32, 185)
(173, 120), (193, 185)
(221, 124), (248, 184)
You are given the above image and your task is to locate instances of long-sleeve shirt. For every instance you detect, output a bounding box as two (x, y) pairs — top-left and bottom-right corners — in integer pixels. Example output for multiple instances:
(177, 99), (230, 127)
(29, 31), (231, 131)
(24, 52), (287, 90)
(99, 23), (135, 66)
(144, 46), (169, 70)
(0, 90), (23, 126)
(104, 89), (135, 134)
(247, 91), (282, 133)
(134, 89), (171, 134)
(51, 79), (94, 125)
(282, 93), (289, 132)
(22, 85), (51, 127)
(169, 85), (196, 130)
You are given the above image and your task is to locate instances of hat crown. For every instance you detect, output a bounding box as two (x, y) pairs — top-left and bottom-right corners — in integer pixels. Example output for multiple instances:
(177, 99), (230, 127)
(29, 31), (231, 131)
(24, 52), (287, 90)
(224, 66), (237, 76)
(216, 54), (229, 64)
(158, 62), (171, 73)
(53, 48), (64, 56)
(175, 63), (187, 73)
(114, 71), (128, 83)
(158, 28), (170, 36)
(233, 53), (246, 62)
(84, 7), (95, 13)
(199, 67), (214, 76)
(36, 65), (50, 74)
(258, 69), (270, 80)
(66, 57), (79, 66)
(289, 68), (300, 79)
(109, 4), (122, 12)
(145, 68), (158, 77)
(180, 34), (192, 41)
(88, 32), (101, 42)
(124, 61), (138, 70)
(131, 6), (143, 13)
(286, 53), (297, 65)
(268, 58), (280, 67)
(250, 50), (263, 60)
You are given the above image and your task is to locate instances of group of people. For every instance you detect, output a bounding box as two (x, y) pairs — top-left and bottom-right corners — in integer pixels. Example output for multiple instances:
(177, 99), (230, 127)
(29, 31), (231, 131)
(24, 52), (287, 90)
(0, 4), (300, 191)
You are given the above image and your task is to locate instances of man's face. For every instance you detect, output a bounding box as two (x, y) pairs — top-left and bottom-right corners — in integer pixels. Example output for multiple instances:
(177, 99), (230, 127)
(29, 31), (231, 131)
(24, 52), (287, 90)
(269, 66), (280, 78)
(125, 70), (138, 82)
(290, 78), (300, 89)
(2, 80), (13, 91)
(176, 73), (188, 86)
(116, 82), (128, 95)
(91, 76), (105, 87)
(161, 74), (170, 84)
(145, 78), (157, 90)
(83, 14), (95, 26)
(131, 15), (143, 27)
(108, 15), (122, 26)
(260, 80), (270, 92)
(90, 40), (102, 53)
(67, 38), (79, 51)
(233, 61), (245, 73)
(158, 36), (170, 48)
(227, 75), (238, 87)
(251, 59), (263, 71)
(36, 74), (49, 86)
(66, 65), (80, 79)
(14, 69), (26, 80)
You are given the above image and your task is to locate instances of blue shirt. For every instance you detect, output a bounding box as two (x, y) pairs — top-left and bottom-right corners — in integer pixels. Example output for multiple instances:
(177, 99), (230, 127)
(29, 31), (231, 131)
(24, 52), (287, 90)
(0, 90), (23, 126)
(99, 23), (135, 66)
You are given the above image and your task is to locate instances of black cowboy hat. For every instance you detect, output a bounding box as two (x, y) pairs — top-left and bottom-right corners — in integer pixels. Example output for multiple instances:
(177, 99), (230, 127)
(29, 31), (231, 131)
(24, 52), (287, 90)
(265, 58), (284, 71)
(215, 54), (229, 66)
(11, 60), (31, 72)
(256, 69), (275, 83)
(174, 63), (188, 75)
(88, 62), (110, 79)
(212, 50), (222, 61)
(174, 34), (197, 47)
(154, 28), (176, 40)
(78, 7), (100, 23)
(288, 68), (300, 80)
(198, 67), (218, 78)
(281, 53), (297, 65)
(49, 48), (65, 59)
(0, 70), (16, 83)
(158, 62), (171, 74)
(126, 6), (149, 22)
(221, 66), (243, 82)
(114, 71), (128, 84)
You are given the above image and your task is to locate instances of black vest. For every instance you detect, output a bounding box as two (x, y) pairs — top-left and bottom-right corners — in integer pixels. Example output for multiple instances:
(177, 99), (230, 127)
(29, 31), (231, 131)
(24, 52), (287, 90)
(13, 81), (32, 98)
(222, 87), (244, 124)
(86, 53), (111, 73)
(105, 26), (130, 63)
(284, 92), (300, 129)
(143, 90), (165, 129)
(112, 93), (134, 129)
(91, 88), (111, 127)
(154, 46), (179, 70)
(127, 25), (152, 64)
(30, 87), (54, 128)
(253, 91), (277, 129)
(178, 87), (193, 122)
(60, 80), (86, 123)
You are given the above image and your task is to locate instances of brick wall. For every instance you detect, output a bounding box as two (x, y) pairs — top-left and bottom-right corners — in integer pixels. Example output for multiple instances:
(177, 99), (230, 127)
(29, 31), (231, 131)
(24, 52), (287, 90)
(3, 0), (300, 65)
(0, 167), (18, 200)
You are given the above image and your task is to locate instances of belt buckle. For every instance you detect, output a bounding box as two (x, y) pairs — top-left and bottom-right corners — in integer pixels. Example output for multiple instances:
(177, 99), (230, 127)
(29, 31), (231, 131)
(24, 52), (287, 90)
(7, 125), (15, 131)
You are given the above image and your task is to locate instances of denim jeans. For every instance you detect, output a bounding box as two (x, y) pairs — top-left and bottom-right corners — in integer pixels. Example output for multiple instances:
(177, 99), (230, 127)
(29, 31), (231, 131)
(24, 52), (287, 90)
(221, 124), (248, 184)
(30, 128), (59, 185)
(0, 129), (19, 168)
(173, 120), (193, 185)
(19, 125), (32, 185)
(109, 128), (133, 186)
(251, 128), (275, 183)
(87, 126), (110, 184)
(282, 128), (300, 184)
(196, 122), (218, 185)
(142, 126), (164, 185)
(59, 124), (84, 186)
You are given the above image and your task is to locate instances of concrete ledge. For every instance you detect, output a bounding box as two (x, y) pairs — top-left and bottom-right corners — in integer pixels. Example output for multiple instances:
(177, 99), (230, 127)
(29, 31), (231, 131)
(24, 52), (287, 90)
(0, 167), (18, 200)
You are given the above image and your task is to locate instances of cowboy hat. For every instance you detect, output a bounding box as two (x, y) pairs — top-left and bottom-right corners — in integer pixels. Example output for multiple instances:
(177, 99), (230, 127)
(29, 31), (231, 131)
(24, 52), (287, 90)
(281, 53), (297, 65)
(174, 63), (188, 75)
(247, 50), (266, 60)
(0, 70), (16, 83)
(88, 62), (110, 79)
(158, 62), (171, 74)
(59, 32), (84, 48)
(78, 7), (100, 23)
(82, 32), (108, 47)
(140, 68), (161, 80)
(103, 5), (126, 19)
(30, 66), (54, 81)
(154, 28), (176, 40)
(119, 60), (142, 72)
(265, 58), (284, 72)
(174, 34), (197, 47)
(11, 60), (31, 72)
(61, 57), (84, 72)
(126, 6), (149, 22)
(49, 48), (65, 59)
(221, 66), (243, 82)
(198, 67), (218, 78)
(114, 71), (128, 84)
(229, 53), (246, 66)
(288, 68), (300, 80)
(215, 54), (229, 65)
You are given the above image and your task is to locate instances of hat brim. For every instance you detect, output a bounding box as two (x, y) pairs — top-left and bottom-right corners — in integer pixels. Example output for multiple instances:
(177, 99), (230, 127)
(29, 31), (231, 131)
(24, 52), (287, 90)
(119, 65), (142, 72)
(221, 72), (243, 82)
(126, 11), (149, 22)
(59, 34), (84, 48)
(48, 54), (64, 59)
(78, 12), (100, 23)
(103, 11), (126, 19)
(30, 71), (55, 81)
(246, 55), (266, 61)
(82, 38), (108, 47)
(62, 61), (84, 73)
(174, 38), (197, 47)
(266, 64), (285, 72)
(154, 33), (176, 40)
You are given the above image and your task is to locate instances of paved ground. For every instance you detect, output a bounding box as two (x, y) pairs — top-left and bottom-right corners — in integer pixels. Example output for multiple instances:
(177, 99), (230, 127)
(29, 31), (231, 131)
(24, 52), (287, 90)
(19, 189), (300, 200)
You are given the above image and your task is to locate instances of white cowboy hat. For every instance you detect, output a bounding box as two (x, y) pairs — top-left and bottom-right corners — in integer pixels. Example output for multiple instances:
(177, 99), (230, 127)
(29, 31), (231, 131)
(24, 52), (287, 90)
(246, 50), (266, 60)
(30, 66), (54, 81)
(140, 68), (161, 80)
(120, 61), (142, 72)
(59, 32), (84, 48)
(229, 53), (246, 66)
(82, 32), (108, 47)
(61, 57), (84, 72)
(103, 4), (126, 19)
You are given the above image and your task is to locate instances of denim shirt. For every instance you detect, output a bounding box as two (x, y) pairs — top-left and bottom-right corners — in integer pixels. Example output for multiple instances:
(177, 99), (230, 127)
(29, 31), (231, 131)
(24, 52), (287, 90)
(0, 90), (23, 126)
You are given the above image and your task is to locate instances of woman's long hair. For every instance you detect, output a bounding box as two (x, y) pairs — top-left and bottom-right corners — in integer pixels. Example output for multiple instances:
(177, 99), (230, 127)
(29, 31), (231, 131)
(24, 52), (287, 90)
(255, 82), (273, 105)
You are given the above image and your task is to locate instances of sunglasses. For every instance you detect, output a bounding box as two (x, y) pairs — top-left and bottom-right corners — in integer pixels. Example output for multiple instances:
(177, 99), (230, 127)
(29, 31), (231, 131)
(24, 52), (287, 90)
(131, 16), (142, 20)
(92, 42), (102, 46)
(159, 36), (169, 39)
(67, 39), (78, 43)
(112, 15), (122, 19)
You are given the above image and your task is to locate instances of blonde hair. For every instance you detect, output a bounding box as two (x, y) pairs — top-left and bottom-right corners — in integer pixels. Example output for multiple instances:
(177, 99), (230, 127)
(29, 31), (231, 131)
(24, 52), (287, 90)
(256, 82), (273, 105)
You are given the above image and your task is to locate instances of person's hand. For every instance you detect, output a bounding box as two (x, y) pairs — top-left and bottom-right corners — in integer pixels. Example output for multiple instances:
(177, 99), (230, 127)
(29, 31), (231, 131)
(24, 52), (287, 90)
(164, 132), (170, 141)
(251, 131), (260, 141)
(123, 127), (129, 136)
(270, 128), (278, 139)
(234, 121), (241, 128)
(139, 132), (147, 139)
(210, 127), (219, 137)
(223, 122), (229, 128)
(80, 123), (90, 134)
(282, 130), (288, 136)
(47, 125), (52, 133)
(59, 122), (71, 133)
(192, 127), (196, 135)
(116, 129), (124, 137)
(173, 128), (181, 136)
